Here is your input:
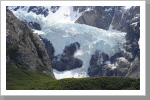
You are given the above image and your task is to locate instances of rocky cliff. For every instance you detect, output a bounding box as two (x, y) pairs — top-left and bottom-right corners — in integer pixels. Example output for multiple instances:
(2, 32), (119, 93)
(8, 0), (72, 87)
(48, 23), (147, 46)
(80, 6), (140, 78)
(75, 6), (140, 32)
(75, 6), (115, 30)
(6, 9), (55, 78)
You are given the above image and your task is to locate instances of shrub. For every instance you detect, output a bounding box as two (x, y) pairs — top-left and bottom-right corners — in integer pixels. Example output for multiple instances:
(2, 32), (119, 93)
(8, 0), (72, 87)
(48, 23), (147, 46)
(6, 44), (19, 60)
(6, 63), (140, 90)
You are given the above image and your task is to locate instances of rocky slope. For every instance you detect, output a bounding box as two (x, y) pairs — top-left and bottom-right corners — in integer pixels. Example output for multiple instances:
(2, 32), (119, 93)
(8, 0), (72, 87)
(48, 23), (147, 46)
(75, 6), (140, 32)
(75, 6), (115, 30)
(82, 6), (140, 78)
(6, 9), (55, 78)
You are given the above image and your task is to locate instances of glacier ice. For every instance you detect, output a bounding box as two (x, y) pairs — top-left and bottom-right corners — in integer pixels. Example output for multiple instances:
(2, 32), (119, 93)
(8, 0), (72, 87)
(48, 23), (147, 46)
(37, 22), (126, 79)
(12, 6), (83, 23)
(11, 9), (127, 79)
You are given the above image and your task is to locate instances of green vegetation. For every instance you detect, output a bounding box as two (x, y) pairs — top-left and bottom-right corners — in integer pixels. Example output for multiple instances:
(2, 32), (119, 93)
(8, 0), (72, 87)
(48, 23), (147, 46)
(6, 44), (19, 61)
(6, 63), (55, 90)
(7, 63), (140, 90)
(44, 77), (140, 90)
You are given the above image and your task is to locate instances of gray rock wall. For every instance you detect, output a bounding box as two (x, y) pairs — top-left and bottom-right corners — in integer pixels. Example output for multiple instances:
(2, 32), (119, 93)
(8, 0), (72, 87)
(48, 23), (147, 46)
(6, 9), (55, 78)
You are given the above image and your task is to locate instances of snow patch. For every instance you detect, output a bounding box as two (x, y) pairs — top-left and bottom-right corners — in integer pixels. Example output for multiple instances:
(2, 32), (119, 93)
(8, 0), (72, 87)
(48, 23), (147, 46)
(107, 64), (116, 69)
(105, 8), (112, 11)
(105, 61), (111, 64)
(130, 22), (138, 26)
(124, 6), (132, 10)
(117, 57), (128, 62)
(53, 68), (88, 79)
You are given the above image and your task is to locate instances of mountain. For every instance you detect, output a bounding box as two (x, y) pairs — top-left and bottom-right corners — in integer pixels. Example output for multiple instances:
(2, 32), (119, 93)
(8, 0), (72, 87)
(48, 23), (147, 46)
(6, 9), (55, 78)
(7, 6), (140, 79)
(75, 6), (140, 32)
(7, 6), (94, 23)
(76, 6), (140, 78)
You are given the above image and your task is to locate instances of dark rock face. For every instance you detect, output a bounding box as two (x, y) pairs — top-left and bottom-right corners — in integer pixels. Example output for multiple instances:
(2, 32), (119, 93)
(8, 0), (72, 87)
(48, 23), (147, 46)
(90, 50), (109, 66)
(51, 6), (60, 13)
(115, 58), (130, 77)
(21, 21), (41, 30)
(63, 42), (80, 56)
(6, 9), (28, 48)
(52, 53), (83, 71)
(125, 20), (140, 60)
(40, 37), (55, 61)
(112, 6), (140, 32)
(21, 21), (33, 32)
(102, 65), (117, 77)
(75, 6), (140, 32)
(28, 6), (49, 17)
(126, 57), (140, 78)
(28, 22), (41, 30)
(88, 50), (109, 77)
(75, 6), (115, 30)
(6, 9), (55, 78)
(51, 42), (83, 71)
(110, 52), (123, 63)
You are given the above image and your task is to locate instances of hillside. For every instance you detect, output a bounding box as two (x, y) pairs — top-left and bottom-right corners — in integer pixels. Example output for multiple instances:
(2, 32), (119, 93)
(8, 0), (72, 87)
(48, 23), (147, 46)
(7, 63), (140, 90)
(6, 9), (55, 78)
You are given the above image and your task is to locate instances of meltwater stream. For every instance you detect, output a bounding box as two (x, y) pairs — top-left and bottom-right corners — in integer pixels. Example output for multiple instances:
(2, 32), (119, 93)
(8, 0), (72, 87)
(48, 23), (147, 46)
(12, 10), (126, 79)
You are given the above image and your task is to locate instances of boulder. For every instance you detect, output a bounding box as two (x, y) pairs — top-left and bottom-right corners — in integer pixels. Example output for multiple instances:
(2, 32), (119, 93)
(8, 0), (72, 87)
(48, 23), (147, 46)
(52, 42), (83, 71)
(28, 22), (41, 30)
(63, 42), (80, 56)
(90, 50), (109, 66)
(88, 50), (110, 77)
(115, 57), (130, 77)
(52, 53), (83, 71)
(126, 57), (140, 78)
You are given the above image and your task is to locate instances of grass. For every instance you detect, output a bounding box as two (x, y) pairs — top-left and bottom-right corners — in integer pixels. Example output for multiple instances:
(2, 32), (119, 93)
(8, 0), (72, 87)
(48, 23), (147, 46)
(6, 63), (140, 90)
(6, 63), (55, 90)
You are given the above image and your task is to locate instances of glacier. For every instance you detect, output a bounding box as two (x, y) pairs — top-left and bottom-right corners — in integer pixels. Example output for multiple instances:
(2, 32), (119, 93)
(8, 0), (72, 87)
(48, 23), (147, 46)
(11, 8), (126, 79)
(11, 6), (83, 23)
